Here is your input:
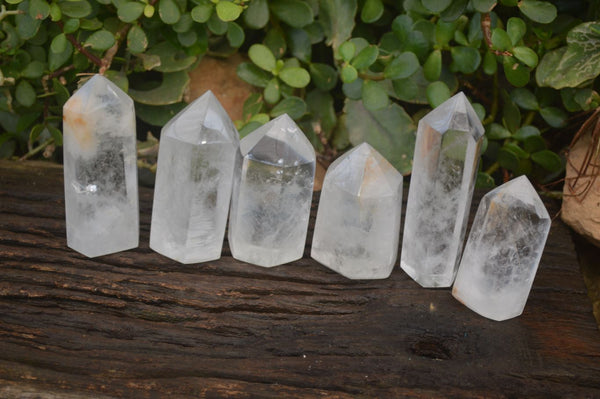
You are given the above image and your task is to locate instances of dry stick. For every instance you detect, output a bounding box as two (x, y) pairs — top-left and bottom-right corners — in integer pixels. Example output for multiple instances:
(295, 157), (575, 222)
(99, 24), (131, 75)
(481, 13), (512, 57)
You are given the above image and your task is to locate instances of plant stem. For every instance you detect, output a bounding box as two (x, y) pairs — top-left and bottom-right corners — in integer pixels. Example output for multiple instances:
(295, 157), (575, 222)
(57, 21), (103, 67)
(19, 138), (54, 161)
(0, 5), (24, 23)
(523, 110), (536, 126)
(482, 72), (499, 125)
(481, 12), (512, 57)
(485, 162), (500, 175)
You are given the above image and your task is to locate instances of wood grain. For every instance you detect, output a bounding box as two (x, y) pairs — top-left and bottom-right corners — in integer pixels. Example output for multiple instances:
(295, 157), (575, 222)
(1, 160), (599, 398)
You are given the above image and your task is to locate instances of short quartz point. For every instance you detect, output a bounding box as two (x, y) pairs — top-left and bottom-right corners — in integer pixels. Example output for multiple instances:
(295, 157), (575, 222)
(150, 91), (239, 263)
(62, 75), (139, 257)
(228, 114), (316, 267)
(401, 92), (484, 287)
(452, 176), (551, 321)
(311, 143), (403, 279)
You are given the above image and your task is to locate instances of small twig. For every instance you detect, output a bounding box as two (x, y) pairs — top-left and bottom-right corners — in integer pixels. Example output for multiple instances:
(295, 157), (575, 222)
(0, 4), (24, 23)
(485, 162), (500, 176)
(482, 72), (499, 125)
(99, 24), (131, 75)
(41, 64), (75, 120)
(57, 21), (103, 67)
(19, 138), (54, 161)
(481, 13), (513, 57)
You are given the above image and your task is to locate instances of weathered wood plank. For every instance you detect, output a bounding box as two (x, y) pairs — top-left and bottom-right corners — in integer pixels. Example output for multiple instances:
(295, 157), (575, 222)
(0, 160), (599, 398)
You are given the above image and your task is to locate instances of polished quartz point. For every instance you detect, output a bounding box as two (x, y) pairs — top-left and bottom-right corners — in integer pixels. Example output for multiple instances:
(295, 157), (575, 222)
(452, 176), (551, 321)
(311, 143), (403, 279)
(228, 114), (316, 267)
(62, 74), (138, 257)
(401, 92), (484, 287)
(150, 91), (239, 263)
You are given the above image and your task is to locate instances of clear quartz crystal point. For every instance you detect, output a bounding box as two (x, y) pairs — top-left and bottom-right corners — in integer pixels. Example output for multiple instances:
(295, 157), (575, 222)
(150, 91), (239, 263)
(311, 143), (403, 279)
(62, 74), (138, 257)
(228, 114), (316, 267)
(401, 92), (484, 287)
(452, 176), (551, 321)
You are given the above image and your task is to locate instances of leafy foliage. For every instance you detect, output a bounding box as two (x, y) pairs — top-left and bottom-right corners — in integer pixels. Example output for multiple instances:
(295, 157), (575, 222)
(1, 0), (598, 187)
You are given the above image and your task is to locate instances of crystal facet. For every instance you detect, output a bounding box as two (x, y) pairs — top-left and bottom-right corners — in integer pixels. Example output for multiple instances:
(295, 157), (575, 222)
(401, 92), (484, 287)
(150, 91), (239, 263)
(452, 176), (551, 321)
(311, 143), (403, 279)
(228, 114), (316, 267)
(62, 75), (138, 257)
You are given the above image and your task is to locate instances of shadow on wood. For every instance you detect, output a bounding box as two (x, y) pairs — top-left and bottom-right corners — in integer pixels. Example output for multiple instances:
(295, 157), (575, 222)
(0, 160), (599, 398)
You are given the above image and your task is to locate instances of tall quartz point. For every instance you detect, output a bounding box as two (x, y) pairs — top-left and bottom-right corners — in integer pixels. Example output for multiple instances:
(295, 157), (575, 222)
(62, 74), (138, 257)
(228, 114), (315, 267)
(452, 176), (551, 321)
(150, 91), (239, 263)
(311, 143), (403, 279)
(401, 92), (484, 287)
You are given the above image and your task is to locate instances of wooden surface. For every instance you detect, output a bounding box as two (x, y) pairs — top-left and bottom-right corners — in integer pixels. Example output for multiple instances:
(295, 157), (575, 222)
(1, 160), (599, 398)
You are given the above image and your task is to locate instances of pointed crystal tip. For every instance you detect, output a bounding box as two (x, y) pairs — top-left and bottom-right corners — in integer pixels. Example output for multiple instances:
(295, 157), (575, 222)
(162, 90), (238, 145)
(327, 143), (402, 198)
(487, 175), (550, 219)
(421, 91), (484, 140)
(241, 114), (315, 166)
(64, 74), (132, 114)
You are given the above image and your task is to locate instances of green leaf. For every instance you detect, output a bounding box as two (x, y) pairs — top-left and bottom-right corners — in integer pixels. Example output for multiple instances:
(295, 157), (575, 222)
(264, 28), (286, 59)
(270, 0), (313, 28)
(426, 81), (450, 108)
(511, 88), (539, 110)
(536, 22), (600, 89)
(341, 65), (358, 83)
(63, 18), (80, 34)
(49, 2), (61, 20)
(59, 0), (91, 18)
(531, 150), (562, 172)
(503, 142), (528, 159)
(248, 44), (276, 72)
(472, 0), (496, 13)
(513, 125), (540, 141)
(338, 41), (356, 62)
(486, 123), (511, 140)
(512, 46), (538, 68)
(384, 51), (419, 80)
(242, 93), (263, 120)
(48, 40), (73, 71)
(52, 78), (70, 107)
(144, 4), (154, 17)
(306, 90), (336, 136)
(319, 0), (357, 51)
(361, 80), (388, 111)
(422, 0), (451, 13)
(507, 17), (526, 46)
(344, 99), (416, 174)
(237, 62), (271, 87)
(85, 30), (115, 51)
(351, 45), (379, 70)
(502, 98), (521, 133)
(216, 1), (243, 21)
(136, 103), (186, 127)
(498, 147), (520, 171)
(191, 3), (212, 22)
(16, 80), (36, 107)
(424, 50), (442, 81)
(118, 1), (145, 22)
(29, 0), (50, 20)
(22, 60), (45, 79)
(129, 71), (190, 105)
(127, 25), (148, 53)
(523, 135), (546, 152)
(483, 50), (498, 75)
(50, 33), (67, 54)
(491, 28), (511, 51)
(279, 67), (310, 88)
(540, 106), (567, 127)
(450, 46), (481, 74)
(288, 28), (311, 63)
(264, 79), (281, 104)
(476, 172), (495, 189)
(503, 57), (530, 87)
(16, 1), (42, 39)
(270, 96), (307, 119)
(361, 0), (383, 23)
(79, 18), (102, 30)
(145, 41), (197, 72)
(159, 0), (181, 24)
(29, 123), (44, 143)
(309, 63), (337, 91)
(243, 0), (269, 29)
(518, 0), (556, 24)
(227, 22), (244, 48)
(440, 0), (467, 22)
(48, 125), (62, 146)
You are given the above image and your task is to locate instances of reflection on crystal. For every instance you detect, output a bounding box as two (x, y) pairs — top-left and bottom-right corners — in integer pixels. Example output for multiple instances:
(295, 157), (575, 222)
(228, 114), (315, 267)
(311, 143), (403, 279)
(62, 74), (138, 257)
(150, 91), (239, 263)
(452, 176), (551, 321)
(401, 92), (484, 287)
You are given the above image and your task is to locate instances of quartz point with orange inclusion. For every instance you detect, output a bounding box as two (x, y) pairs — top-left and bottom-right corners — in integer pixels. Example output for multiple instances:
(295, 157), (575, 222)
(452, 176), (551, 321)
(228, 114), (316, 267)
(311, 143), (403, 279)
(62, 74), (139, 257)
(401, 92), (484, 287)
(150, 91), (239, 263)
